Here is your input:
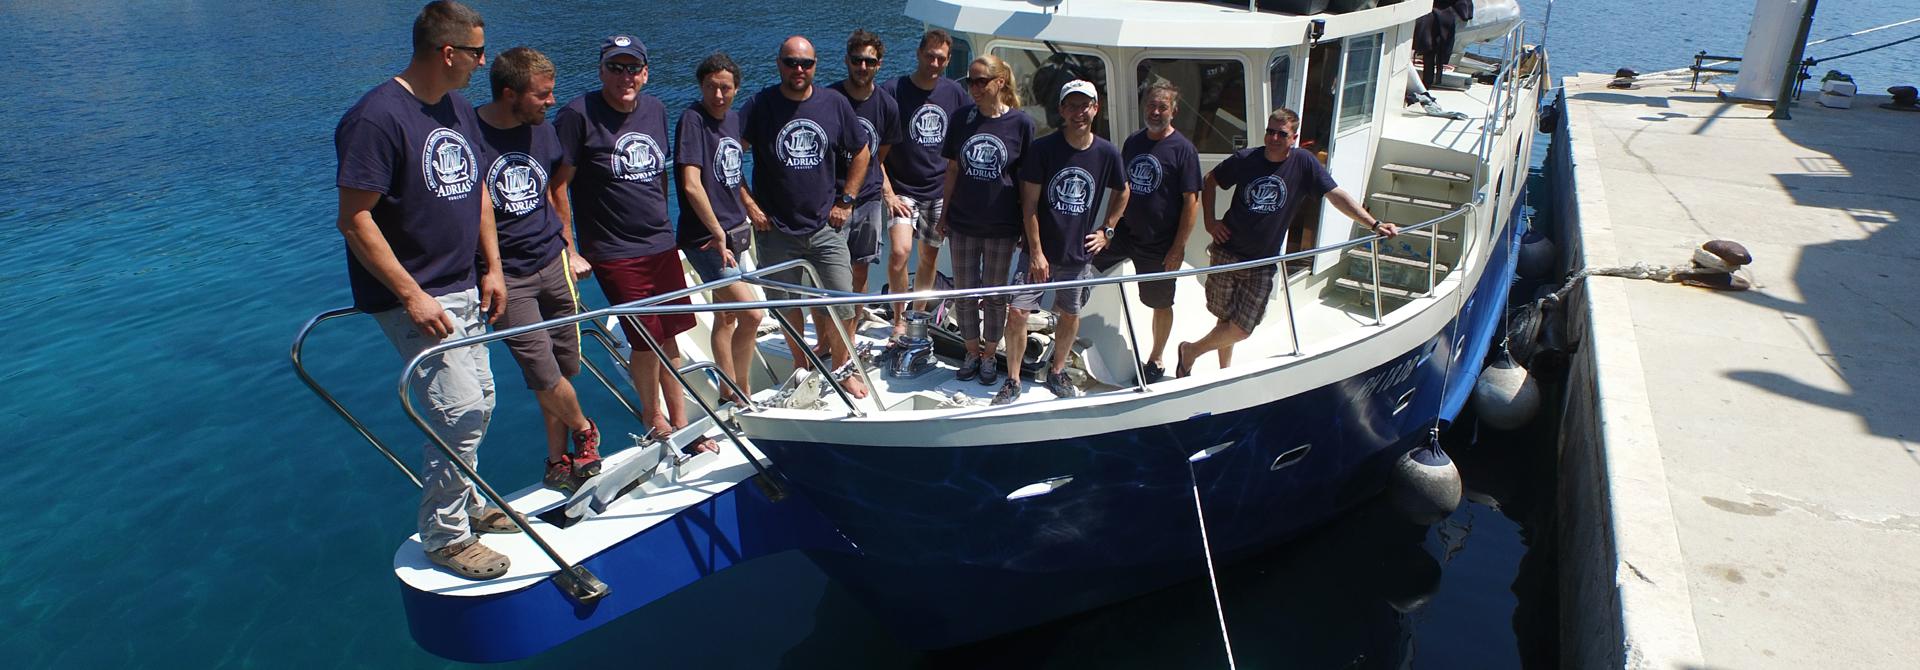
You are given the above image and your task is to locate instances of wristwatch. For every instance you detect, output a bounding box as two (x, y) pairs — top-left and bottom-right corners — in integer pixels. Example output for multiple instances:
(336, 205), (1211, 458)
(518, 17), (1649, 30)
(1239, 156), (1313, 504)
(835, 193), (856, 207)
(1101, 226), (1116, 239)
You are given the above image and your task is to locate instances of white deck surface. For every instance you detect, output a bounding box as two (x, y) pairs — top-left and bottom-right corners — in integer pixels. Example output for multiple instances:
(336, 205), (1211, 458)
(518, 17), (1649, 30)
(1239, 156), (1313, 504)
(1565, 70), (1920, 668)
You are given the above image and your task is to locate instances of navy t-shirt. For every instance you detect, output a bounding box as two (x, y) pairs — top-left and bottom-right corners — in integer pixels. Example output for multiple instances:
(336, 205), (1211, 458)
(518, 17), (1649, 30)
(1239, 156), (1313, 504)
(1119, 129), (1203, 254)
(942, 106), (1036, 239)
(740, 85), (864, 237)
(335, 79), (483, 313)
(475, 115), (565, 277)
(1209, 147), (1338, 260)
(554, 91), (674, 262)
(881, 75), (968, 202)
(674, 104), (750, 250)
(1018, 132), (1125, 267)
(828, 81), (901, 203)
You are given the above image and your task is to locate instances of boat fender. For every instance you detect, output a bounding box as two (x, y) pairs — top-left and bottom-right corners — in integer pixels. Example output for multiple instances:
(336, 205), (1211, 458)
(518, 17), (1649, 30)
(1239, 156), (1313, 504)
(1537, 101), (1561, 134)
(1472, 350), (1539, 430)
(1517, 229), (1556, 279)
(1391, 434), (1462, 526)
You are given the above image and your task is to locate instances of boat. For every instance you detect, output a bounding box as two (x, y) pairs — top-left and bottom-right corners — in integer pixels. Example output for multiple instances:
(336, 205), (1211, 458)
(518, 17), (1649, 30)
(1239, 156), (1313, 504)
(291, 0), (1545, 661)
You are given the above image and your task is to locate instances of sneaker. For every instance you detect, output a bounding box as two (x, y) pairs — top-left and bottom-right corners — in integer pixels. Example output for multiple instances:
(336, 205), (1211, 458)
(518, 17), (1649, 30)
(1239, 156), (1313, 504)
(977, 353), (1000, 385)
(956, 354), (982, 381)
(1142, 360), (1166, 384)
(1042, 369), (1082, 398)
(570, 419), (602, 478)
(991, 378), (1022, 406)
(543, 456), (576, 492)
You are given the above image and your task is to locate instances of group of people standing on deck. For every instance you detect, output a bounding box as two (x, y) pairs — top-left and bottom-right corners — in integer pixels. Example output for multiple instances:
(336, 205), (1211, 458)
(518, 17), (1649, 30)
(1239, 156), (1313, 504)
(333, 1), (1395, 581)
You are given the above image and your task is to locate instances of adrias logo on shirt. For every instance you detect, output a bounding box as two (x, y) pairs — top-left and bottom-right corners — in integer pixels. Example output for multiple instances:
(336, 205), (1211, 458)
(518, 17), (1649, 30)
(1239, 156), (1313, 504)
(487, 152), (548, 216)
(961, 134), (1007, 180)
(612, 132), (665, 181)
(1245, 175), (1287, 213)
(776, 119), (827, 168)
(857, 117), (878, 157)
(910, 104), (946, 146)
(421, 128), (477, 198)
(1049, 167), (1095, 215)
(1127, 154), (1163, 194)
(715, 137), (744, 188)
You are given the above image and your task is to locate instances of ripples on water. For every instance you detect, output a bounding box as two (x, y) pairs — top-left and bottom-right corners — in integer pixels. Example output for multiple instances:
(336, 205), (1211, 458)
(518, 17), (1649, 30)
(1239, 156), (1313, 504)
(0, 0), (1911, 666)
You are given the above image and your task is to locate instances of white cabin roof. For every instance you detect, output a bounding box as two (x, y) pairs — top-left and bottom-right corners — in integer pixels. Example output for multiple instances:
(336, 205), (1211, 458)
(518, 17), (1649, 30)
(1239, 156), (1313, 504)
(906, 0), (1427, 49)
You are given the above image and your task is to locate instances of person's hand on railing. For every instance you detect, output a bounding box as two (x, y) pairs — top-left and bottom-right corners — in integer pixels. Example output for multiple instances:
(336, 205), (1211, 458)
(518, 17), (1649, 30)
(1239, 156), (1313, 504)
(569, 250), (593, 280)
(404, 290), (457, 339)
(1369, 221), (1401, 239)
(1204, 216), (1230, 243)
(1029, 250), (1051, 283)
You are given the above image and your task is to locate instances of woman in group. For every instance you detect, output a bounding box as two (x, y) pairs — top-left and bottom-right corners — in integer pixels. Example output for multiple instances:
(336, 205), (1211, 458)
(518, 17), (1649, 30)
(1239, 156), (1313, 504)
(937, 54), (1035, 386)
(675, 52), (767, 414)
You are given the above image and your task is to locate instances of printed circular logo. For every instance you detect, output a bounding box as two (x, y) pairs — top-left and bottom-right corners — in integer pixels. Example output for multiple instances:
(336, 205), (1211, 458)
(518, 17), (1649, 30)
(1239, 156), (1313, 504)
(612, 132), (665, 181)
(421, 128), (477, 198)
(960, 133), (1007, 180)
(775, 118), (826, 168)
(486, 152), (548, 216)
(613, 36), (632, 47)
(1245, 175), (1287, 214)
(1127, 154), (1163, 195)
(1048, 167), (1095, 215)
(715, 137), (744, 188)
(857, 117), (878, 157)
(909, 103), (947, 146)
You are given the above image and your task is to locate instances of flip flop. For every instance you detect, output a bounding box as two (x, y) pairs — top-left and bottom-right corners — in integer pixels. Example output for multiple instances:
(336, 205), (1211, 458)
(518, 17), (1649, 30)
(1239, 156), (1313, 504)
(1175, 342), (1195, 379)
(682, 435), (722, 456)
(470, 507), (522, 534)
(427, 540), (510, 581)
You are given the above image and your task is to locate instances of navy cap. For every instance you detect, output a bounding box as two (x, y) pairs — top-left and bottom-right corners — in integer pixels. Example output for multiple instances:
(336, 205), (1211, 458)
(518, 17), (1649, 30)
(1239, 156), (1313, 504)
(600, 35), (647, 65)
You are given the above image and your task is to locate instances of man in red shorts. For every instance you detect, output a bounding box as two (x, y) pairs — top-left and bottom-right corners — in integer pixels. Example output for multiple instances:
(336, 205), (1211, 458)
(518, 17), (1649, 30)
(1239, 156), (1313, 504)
(553, 35), (716, 455)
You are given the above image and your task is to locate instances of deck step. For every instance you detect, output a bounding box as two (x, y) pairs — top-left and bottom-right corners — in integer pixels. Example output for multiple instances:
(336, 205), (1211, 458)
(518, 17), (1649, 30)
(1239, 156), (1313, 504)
(1368, 191), (1462, 212)
(1333, 277), (1421, 303)
(1343, 248), (1450, 273)
(1381, 163), (1473, 183)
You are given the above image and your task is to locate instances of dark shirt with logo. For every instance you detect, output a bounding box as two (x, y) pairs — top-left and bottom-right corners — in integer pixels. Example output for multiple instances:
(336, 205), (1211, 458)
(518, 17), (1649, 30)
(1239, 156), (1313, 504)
(335, 79), (483, 313)
(740, 85), (864, 237)
(1119, 129), (1203, 255)
(828, 81), (901, 204)
(1018, 131), (1124, 267)
(475, 115), (565, 278)
(879, 75), (966, 202)
(674, 104), (750, 251)
(1209, 146), (1338, 260)
(554, 91), (674, 262)
(941, 106), (1036, 239)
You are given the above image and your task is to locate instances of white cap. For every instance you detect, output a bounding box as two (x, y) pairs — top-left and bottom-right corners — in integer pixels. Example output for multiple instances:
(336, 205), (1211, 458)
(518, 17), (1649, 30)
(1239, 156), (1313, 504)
(1059, 79), (1098, 102)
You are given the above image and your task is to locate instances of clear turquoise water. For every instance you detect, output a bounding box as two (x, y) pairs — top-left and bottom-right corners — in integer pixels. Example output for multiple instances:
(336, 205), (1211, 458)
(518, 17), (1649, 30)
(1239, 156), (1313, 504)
(0, 0), (1911, 667)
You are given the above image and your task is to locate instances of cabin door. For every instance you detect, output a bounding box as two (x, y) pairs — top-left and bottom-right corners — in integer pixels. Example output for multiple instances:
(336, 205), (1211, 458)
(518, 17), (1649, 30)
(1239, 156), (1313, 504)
(1289, 40), (1345, 262)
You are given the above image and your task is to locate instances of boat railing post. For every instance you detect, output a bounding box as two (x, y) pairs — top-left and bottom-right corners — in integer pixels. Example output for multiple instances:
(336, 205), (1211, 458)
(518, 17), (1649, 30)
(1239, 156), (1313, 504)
(1114, 281), (1151, 392)
(767, 307), (865, 417)
(629, 320), (783, 492)
(1278, 260), (1301, 356)
(574, 322), (650, 423)
(783, 261), (875, 415)
(1426, 213), (1439, 297)
(290, 308), (424, 489)
(678, 360), (757, 414)
(396, 347), (610, 604)
(1369, 236), (1385, 325)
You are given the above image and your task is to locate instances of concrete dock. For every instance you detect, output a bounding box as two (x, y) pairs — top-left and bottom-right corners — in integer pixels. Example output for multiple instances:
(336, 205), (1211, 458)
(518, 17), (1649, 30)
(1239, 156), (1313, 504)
(1553, 71), (1920, 668)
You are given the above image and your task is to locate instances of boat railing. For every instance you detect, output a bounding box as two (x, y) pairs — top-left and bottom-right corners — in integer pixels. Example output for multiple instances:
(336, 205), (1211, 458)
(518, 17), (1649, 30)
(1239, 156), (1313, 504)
(1475, 20), (1533, 193)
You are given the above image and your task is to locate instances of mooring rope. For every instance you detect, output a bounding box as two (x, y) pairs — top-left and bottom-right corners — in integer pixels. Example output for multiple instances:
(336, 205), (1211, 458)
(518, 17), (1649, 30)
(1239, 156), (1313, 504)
(1185, 456), (1238, 670)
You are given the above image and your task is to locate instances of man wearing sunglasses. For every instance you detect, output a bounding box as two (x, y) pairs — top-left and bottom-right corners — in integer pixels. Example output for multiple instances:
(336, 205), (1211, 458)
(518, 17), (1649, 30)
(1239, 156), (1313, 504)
(554, 35), (708, 451)
(827, 29), (902, 345)
(335, 0), (513, 580)
(741, 35), (873, 397)
(1174, 108), (1397, 378)
(879, 29), (967, 338)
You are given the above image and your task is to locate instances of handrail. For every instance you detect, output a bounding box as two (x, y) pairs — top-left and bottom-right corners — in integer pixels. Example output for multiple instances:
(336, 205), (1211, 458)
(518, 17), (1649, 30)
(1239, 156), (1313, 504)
(290, 307), (423, 488)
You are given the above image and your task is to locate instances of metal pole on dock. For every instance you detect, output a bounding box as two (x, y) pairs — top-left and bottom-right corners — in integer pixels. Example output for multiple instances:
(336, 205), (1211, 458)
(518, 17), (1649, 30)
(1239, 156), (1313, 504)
(1770, 0), (1820, 120)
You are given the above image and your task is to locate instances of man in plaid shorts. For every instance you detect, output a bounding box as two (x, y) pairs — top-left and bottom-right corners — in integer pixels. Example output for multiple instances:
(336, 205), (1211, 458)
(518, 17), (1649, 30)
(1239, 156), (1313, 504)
(1174, 108), (1397, 377)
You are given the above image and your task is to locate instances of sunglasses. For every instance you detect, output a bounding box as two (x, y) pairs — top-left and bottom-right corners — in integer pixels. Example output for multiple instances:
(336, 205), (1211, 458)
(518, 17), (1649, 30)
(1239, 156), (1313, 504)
(447, 44), (485, 58)
(965, 75), (996, 87)
(1264, 127), (1291, 138)
(849, 56), (881, 67)
(779, 57), (817, 70)
(604, 61), (645, 75)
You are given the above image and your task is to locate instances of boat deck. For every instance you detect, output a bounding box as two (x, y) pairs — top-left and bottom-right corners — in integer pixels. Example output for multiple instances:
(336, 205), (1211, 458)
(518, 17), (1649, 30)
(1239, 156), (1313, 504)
(1558, 70), (1920, 668)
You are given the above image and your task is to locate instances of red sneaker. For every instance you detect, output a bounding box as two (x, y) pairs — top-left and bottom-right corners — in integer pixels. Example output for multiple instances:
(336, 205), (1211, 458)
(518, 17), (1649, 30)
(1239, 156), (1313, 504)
(571, 419), (602, 478)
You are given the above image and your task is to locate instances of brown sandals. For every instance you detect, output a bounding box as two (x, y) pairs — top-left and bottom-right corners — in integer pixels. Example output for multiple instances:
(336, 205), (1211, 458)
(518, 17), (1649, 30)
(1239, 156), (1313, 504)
(427, 539), (510, 580)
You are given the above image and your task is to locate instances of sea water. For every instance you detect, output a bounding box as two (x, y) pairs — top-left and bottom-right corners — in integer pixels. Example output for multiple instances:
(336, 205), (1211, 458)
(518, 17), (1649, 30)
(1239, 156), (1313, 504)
(1, 1), (1913, 667)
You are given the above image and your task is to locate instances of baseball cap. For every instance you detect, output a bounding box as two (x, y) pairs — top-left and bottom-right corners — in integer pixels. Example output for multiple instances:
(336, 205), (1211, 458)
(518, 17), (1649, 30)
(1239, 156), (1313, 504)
(600, 35), (647, 65)
(1059, 79), (1098, 102)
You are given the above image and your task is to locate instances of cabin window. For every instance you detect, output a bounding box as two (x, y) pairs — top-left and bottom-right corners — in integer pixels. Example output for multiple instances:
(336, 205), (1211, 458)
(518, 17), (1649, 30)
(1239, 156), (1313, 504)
(992, 45), (1112, 139)
(1135, 58), (1248, 154)
(1337, 33), (1382, 129)
(1268, 54), (1293, 112)
(945, 36), (973, 80)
